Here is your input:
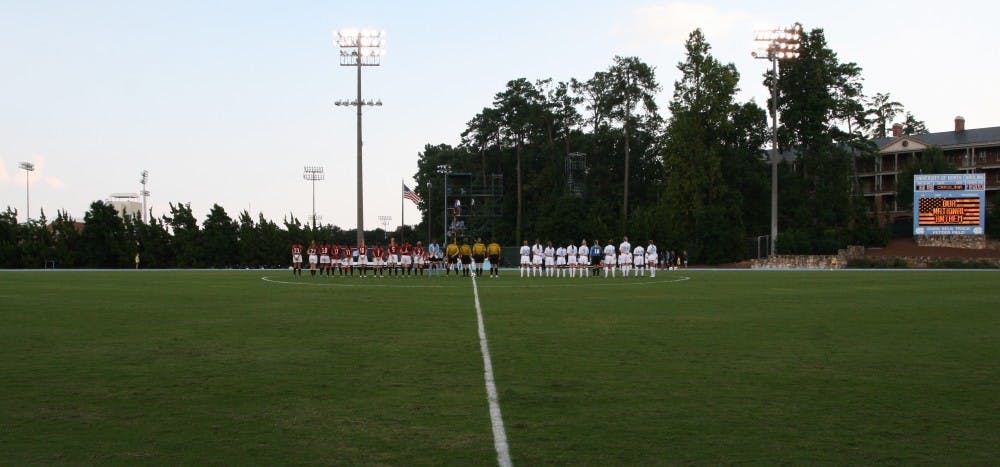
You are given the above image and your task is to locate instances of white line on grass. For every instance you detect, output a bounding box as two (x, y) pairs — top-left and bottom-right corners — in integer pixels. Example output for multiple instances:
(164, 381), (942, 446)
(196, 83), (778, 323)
(482, 276), (690, 288)
(260, 275), (691, 289)
(260, 276), (452, 288)
(471, 273), (513, 467)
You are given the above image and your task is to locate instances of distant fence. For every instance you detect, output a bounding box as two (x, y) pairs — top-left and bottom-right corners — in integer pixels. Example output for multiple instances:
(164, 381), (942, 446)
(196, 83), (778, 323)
(747, 235), (772, 259)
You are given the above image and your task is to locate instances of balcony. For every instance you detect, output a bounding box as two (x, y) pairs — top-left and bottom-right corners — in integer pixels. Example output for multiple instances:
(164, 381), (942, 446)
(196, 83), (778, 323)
(855, 163), (877, 175)
(877, 158), (897, 172)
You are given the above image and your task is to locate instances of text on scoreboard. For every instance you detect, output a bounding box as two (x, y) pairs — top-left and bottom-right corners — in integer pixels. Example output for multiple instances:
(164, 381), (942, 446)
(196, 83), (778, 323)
(913, 173), (985, 235)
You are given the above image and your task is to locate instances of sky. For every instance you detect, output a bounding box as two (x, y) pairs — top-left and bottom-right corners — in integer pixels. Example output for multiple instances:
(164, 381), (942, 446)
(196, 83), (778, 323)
(2, 0), (997, 231)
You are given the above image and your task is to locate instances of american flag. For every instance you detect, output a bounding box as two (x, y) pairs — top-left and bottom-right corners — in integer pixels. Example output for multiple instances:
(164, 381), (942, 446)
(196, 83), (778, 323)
(403, 184), (421, 205)
(918, 197), (980, 225)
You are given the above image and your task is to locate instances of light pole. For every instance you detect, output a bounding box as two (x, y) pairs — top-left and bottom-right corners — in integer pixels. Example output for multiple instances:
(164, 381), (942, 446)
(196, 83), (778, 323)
(436, 164), (452, 241)
(335, 28), (385, 247)
(426, 181), (432, 243)
(18, 162), (34, 222)
(140, 170), (150, 223)
(753, 23), (801, 256)
(378, 215), (392, 240)
(303, 166), (325, 230)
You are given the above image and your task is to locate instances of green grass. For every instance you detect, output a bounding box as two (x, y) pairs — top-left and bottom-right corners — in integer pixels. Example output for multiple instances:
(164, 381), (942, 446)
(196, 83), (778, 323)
(2, 270), (999, 465)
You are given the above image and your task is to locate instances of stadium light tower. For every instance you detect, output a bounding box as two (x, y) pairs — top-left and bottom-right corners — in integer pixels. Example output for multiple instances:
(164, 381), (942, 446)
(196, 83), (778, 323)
(139, 170), (151, 223)
(378, 215), (392, 239)
(18, 162), (35, 222)
(753, 23), (801, 256)
(335, 28), (385, 247)
(303, 166), (325, 230)
(436, 164), (452, 241)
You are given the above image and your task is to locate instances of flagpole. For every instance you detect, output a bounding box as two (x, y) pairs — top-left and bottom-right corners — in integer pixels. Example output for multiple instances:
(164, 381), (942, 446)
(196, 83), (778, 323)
(426, 180), (430, 244)
(399, 179), (406, 243)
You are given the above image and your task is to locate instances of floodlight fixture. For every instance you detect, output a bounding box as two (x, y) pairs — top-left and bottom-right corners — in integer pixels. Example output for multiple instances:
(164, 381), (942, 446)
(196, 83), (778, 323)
(752, 24), (802, 61)
(378, 215), (392, 239)
(334, 99), (382, 107)
(334, 27), (385, 246)
(335, 28), (384, 66)
(752, 22), (802, 257)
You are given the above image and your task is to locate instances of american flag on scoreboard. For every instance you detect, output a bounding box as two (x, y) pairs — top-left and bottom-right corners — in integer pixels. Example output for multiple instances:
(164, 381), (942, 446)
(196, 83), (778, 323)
(918, 197), (980, 225)
(402, 184), (421, 205)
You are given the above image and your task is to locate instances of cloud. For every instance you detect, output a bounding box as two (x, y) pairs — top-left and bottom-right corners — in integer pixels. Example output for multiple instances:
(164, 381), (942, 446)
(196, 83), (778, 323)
(45, 176), (65, 190)
(1, 155), (64, 189)
(613, 2), (756, 47)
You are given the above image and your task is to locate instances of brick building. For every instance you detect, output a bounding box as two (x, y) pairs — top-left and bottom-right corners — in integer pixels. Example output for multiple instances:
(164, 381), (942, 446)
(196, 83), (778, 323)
(858, 116), (1000, 220)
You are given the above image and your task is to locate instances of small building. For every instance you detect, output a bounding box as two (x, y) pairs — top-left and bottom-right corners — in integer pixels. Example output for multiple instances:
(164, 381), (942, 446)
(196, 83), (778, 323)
(107, 193), (142, 219)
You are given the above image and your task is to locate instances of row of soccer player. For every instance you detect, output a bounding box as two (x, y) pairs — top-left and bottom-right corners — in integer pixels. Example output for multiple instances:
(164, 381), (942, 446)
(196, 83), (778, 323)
(288, 238), (503, 278)
(289, 236), (688, 279)
(517, 236), (688, 278)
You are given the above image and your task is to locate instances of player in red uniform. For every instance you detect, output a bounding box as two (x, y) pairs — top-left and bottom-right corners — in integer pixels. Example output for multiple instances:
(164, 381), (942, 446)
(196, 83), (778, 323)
(400, 241), (413, 277)
(386, 238), (400, 276)
(330, 244), (341, 276)
(319, 243), (331, 276)
(306, 241), (319, 277)
(344, 245), (355, 276)
(413, 241), (426, 277)
(372, 243), (385, 278)
(357, 242), (369, 278)
(291, 243), (303, 276)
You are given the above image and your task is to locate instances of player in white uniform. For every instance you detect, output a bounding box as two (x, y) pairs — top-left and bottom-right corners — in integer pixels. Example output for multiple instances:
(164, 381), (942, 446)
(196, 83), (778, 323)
(646, 240), (658, 277)
(578, 240), (589, 278)
(633, 244), (645, 277)
(543, 242), (555, 277)
(566, 243), (578, 278)
(618, 237), (632, 278)
(519, 241), (531, 278)
(603, 241), (617, 278)
(426, 241), (441, 277)
(531, 240), (544, 278)
(555, 244), (567, 278)
(618, 252), (631, 278)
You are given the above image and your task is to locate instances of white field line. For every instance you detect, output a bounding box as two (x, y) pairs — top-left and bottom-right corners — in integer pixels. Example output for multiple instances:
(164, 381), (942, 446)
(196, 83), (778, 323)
(471, 273), (513, 467)
(260, 276), (452, 288)
(260, 275), (691, 289)
(259, 273), (694, 465)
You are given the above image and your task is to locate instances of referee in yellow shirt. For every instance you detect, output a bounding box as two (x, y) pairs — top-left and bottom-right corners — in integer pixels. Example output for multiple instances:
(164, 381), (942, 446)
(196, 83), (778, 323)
(472, 237), (487, 277)
(459, 239), (473, 277)
(486, 239), (501, 278)
(445, 238), (459, 276)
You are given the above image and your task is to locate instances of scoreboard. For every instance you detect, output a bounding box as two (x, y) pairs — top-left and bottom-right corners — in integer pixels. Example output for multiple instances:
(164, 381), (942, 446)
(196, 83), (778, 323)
(913, 173), (986, 235)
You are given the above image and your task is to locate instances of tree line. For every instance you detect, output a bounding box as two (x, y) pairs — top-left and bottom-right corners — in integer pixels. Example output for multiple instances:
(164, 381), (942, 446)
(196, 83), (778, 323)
(5, 25), (1000, 268)
(0, 202), (414, 269)
(409, 27), (960, 263)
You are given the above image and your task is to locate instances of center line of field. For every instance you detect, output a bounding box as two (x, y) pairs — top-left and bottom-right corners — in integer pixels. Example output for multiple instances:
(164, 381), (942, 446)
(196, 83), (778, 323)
(471, 273), (513, 467)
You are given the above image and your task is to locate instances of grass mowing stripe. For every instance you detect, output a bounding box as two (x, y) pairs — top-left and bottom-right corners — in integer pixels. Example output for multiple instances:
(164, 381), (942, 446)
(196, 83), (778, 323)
(3, 270), (999, 464)
(471, 273), (513, 467)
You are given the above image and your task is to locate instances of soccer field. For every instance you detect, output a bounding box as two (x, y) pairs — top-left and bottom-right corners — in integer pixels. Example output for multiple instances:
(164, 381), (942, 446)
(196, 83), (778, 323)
(2, 269), (999, 465)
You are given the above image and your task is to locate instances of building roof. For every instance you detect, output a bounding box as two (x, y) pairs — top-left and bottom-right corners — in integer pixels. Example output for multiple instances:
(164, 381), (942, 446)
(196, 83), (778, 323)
(875, 126), (1000, 150)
